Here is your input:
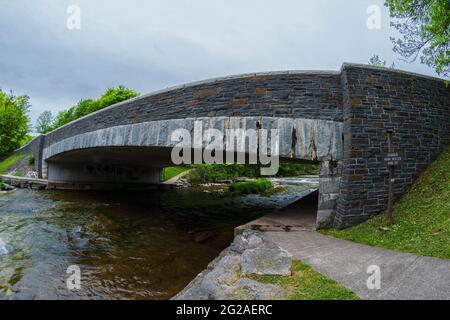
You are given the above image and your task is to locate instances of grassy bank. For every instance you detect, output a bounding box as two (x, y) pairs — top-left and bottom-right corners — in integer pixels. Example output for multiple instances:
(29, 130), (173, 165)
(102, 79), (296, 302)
(163, 166), (189, 181)
(247, 260), (359, 300)
(324, 146), (450, 260)
(0, 153), (29, 174)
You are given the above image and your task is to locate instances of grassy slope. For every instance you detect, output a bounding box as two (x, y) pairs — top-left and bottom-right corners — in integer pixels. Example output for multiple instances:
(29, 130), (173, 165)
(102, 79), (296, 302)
(324, 146), (450, 259)
(163, 166), (189, 181)
(247, 260), (359, 300)
(0, 153), (28, 174)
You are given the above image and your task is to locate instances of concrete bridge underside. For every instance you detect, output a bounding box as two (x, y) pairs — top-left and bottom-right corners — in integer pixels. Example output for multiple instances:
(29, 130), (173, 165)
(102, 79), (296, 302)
(43, 117), (343, 229)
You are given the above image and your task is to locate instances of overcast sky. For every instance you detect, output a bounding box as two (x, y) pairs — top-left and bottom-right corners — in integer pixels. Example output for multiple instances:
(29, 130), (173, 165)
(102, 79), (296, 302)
(0, 0), (440, 128)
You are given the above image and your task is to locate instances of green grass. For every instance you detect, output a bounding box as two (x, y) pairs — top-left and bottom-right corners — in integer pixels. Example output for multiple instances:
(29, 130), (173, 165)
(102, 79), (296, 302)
(229, 179), (273, 194)
(0, 153), (29, 174)
(247, 260), (359, 300)
(12, 171), (25, 177)
(163, 166), (189, 181)
(323, 146), (450, 260)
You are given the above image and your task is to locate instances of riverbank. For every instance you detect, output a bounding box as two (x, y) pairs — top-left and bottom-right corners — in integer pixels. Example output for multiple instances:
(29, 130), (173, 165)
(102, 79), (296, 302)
(173, 191), (360, 300)
(0, 175), (47, 190)
(173, 229), (357, 300)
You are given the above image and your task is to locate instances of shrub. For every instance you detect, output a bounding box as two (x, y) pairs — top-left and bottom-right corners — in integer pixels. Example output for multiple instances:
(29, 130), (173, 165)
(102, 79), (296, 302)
(277, 163), (319, 176)
(229, 180), (273, 194)
(28, 155), (35, 168)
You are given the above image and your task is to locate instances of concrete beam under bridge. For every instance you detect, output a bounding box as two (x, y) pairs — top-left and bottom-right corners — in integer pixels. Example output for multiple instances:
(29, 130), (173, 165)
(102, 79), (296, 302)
(44, 146), (170, 190)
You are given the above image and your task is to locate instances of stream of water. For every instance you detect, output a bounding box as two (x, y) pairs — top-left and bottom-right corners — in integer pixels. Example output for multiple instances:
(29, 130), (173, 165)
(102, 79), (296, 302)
(0, 177), (318, 300)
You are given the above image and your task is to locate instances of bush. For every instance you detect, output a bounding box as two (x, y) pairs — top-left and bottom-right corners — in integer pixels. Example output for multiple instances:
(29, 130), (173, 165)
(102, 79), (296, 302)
(229, 180), (273, 194)
(28, 155), (35, 168)
(188, 164), (261, 183)
(0, 179), (5, 191)
(277, 163), (319, 176)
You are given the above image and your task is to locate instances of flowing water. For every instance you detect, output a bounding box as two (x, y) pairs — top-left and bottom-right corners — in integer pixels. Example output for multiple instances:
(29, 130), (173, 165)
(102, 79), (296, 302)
(0, 177), (318, 300)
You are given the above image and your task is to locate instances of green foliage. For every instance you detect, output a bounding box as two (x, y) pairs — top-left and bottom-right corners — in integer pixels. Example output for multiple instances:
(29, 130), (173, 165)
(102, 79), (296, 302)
(0, 90), (31, 157)
(35, 110), (53, 134)
(386, 0), (449, 77)
(188, 164), (261, 183)
(324, 146), (450, 259)
(229, 180), (273, 194)
(0, 179), (5, 191)
(12, 171), (25, 177)
(20, 134), (34, 146)
(0, 153), (28, 174)
(247, 260), (359, 300)
(28, 155), (35, 168)
(48, 86), (139, 132)
(163, 166), (189, 181)
(276, 163), (319, 176)
(188, 163), (318, 184)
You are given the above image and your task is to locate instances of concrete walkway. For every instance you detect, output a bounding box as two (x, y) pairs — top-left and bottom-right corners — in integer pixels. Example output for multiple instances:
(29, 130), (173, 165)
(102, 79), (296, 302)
(238, 192), (450, 300)
(265, 231), (450, 300)
(236, 191), (319, 233)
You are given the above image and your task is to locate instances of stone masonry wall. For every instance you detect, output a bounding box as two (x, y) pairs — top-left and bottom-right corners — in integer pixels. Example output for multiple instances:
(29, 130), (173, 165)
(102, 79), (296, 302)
(42, 71), (343, 148)
(335, 65), (450, 228)
(12, 135), (45, 174)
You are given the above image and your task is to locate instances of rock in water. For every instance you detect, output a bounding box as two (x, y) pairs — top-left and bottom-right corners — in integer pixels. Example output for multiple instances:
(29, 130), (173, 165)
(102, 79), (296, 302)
(194, 231), (214, 243)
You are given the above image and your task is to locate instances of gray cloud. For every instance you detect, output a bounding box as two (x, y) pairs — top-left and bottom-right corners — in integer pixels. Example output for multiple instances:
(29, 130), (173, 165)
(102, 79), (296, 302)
(0, 0), (439, 128)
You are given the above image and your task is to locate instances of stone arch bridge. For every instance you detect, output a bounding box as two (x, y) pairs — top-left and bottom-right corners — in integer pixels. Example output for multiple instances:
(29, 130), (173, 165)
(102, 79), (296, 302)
(17, 64), (449, 229)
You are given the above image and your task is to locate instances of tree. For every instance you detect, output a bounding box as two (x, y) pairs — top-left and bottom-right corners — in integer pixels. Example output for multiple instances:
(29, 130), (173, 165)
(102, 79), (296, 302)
(369, 54), (396, 68)
(386, 0), (449, 78)
(35, 110), (53, 134)
(49, 85), (139, 130)
(0, 90), (31, 157)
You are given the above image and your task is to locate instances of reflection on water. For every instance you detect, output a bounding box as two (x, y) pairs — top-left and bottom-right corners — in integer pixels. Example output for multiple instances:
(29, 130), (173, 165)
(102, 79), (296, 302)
(0, 178), (318, 300)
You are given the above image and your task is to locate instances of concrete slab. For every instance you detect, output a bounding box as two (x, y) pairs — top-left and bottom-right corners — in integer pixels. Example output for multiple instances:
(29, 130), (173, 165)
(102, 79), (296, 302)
(236, 191), (319, 233)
